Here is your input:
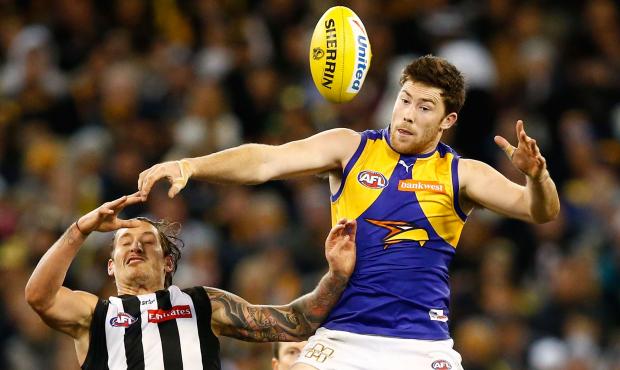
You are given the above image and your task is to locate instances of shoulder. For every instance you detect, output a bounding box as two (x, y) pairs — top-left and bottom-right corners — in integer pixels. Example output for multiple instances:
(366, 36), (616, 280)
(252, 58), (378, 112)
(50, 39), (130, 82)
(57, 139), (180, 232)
(316, 128), (361, 144)
(458, 158), (504, 191)
(75, 290), (100, 312)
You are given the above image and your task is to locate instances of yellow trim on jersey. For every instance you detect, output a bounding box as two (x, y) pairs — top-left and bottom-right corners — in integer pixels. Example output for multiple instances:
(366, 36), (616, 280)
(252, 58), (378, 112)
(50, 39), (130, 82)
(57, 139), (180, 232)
(331, 137), (398, 224)
(411, 152), (465, 247)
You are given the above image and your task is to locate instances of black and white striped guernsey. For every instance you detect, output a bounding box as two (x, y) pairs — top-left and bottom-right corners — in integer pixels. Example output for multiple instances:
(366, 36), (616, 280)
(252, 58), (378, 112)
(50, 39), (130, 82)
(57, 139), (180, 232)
(82, 285), (220, 370)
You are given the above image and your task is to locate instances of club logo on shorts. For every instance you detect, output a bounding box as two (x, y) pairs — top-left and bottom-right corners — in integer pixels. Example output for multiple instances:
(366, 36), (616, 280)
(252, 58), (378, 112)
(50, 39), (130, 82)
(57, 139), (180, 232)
(358, 170), (388, 189)
(431, 359), (452, 370)
(110, 312), (138, 327)
(305, 343), (334, 363)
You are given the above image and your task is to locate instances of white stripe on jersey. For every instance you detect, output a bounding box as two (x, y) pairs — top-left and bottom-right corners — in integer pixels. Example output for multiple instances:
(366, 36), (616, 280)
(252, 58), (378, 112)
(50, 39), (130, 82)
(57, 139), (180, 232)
(169, 286), (203, 367)
(138, 292), (164, 370)
(106, 296), (128, 370)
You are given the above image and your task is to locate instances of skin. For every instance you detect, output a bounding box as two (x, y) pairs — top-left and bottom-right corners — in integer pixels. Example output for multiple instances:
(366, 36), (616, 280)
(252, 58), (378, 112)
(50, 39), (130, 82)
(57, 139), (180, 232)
(272, 341), (308, 370)
(25, 194), (356, 366)
(137, 80), (559, 224)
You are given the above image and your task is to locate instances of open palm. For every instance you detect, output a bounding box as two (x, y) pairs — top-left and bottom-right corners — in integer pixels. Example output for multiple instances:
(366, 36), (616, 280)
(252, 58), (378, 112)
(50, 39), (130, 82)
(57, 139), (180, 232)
(77, 193), (144, 234)
(494, 120), (547, 180)
(325, 219), (357, 278)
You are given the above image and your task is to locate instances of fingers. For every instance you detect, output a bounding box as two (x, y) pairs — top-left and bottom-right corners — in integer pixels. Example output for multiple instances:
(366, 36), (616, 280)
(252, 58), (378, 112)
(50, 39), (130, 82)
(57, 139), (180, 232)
(137, 166), (151, 194)
(494, 135), (515, 159)
(327, 219), (357, 243)
(345, 220), (357, 242)
(117, 218), (143, 229)
(139, 167), (163, 200)
(168, 183), (184, 199)
(516, 120), (525, 143)
(327, 222), (346, 240)
(123, 192), (146, 207)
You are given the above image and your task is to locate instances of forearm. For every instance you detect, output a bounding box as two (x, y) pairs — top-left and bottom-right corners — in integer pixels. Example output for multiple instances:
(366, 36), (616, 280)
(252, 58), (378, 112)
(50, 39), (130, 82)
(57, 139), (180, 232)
(208, 271), (349, 342)
(526, 170), (560, 223)
(25, 224), (86, 311)
(184, 144), (273, 185)
(288, 270), (348, 337)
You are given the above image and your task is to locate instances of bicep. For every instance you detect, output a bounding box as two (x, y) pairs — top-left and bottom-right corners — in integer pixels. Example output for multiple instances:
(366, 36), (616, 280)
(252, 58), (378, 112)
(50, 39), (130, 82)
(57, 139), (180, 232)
(36, 287), (97, 339)
(261, 128), (361, 180)
(459, 159), (531, 221)
(206, 287), (307, 342)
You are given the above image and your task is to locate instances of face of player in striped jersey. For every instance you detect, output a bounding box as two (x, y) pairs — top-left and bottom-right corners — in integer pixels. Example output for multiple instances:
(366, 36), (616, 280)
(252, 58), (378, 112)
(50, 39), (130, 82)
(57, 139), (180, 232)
(108, 221), (174, 293)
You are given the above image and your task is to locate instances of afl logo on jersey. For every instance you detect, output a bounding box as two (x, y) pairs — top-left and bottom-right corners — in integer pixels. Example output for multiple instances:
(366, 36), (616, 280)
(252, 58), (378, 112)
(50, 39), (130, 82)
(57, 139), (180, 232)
(357, 170), (388, 189)
(431, 360), (452, 370)
(110, 312), (138, 327)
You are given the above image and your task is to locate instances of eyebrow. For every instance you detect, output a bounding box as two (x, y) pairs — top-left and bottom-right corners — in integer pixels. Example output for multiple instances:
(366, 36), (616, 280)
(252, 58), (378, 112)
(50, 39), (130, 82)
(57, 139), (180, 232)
(400, 90), (438, 104)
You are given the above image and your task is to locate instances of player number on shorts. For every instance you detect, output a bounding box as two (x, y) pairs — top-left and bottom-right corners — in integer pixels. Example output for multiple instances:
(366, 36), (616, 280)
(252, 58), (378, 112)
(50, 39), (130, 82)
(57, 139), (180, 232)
(304, 343), (334, 363)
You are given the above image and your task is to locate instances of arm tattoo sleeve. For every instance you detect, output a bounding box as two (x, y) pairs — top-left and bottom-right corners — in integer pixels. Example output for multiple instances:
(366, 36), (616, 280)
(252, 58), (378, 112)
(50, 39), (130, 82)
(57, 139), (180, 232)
(206, 272), (348, 342)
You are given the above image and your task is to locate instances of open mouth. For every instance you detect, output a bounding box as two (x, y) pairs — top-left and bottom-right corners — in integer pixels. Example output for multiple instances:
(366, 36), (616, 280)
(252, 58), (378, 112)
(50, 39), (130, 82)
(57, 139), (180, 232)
(126, 257), (145, 265)
(396, 128), (413, 136)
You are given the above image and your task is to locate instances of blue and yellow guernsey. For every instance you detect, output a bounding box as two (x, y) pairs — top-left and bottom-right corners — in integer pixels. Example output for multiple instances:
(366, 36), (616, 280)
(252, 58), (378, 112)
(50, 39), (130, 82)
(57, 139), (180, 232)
(323, 128), (468, 340)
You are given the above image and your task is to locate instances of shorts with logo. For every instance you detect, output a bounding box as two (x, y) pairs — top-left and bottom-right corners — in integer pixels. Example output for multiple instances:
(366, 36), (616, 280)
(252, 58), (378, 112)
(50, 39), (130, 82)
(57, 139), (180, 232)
(294, 328), (464, 370)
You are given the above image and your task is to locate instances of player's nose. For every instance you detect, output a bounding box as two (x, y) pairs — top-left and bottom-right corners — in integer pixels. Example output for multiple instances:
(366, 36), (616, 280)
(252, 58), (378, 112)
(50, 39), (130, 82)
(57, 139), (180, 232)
(129, 242), (144, 253)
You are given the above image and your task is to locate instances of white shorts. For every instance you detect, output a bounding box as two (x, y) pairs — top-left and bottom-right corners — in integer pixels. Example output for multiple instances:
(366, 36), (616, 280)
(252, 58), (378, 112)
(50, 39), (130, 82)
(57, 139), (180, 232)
(294, 328), (464, 370)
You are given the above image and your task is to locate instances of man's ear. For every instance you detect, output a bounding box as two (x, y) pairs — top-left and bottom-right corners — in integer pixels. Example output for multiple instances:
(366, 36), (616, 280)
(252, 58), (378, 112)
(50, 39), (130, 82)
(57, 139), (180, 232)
(164, 255), (174, 273)
(107, 259), (115, 277)
(440, 112), (458, 130)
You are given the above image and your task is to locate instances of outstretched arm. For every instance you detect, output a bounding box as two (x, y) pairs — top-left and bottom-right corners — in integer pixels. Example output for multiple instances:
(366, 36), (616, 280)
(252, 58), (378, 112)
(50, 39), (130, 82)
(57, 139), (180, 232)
(137, 128), (360, 199)
(460, 120), (560, 223)
(25, 194), (143, 338)
(208, 219), (356, 342)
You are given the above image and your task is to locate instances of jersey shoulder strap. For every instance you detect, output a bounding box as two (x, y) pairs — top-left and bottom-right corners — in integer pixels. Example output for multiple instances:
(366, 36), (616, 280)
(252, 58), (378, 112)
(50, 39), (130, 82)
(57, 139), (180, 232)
(81, 298), (109, 370)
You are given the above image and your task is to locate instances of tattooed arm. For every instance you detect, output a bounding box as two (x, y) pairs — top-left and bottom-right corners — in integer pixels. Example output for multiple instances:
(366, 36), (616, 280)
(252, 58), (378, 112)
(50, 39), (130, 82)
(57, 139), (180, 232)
(208, 219), (357, 341)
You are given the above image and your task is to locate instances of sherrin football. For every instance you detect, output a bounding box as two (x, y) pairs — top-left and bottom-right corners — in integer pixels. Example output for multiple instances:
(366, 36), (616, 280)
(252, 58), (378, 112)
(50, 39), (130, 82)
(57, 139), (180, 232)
(309, 6), (371, 103)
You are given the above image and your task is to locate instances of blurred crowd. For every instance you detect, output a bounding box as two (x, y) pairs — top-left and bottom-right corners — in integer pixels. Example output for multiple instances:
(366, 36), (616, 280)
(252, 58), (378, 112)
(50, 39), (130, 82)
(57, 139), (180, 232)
(0, 0), (619, 369)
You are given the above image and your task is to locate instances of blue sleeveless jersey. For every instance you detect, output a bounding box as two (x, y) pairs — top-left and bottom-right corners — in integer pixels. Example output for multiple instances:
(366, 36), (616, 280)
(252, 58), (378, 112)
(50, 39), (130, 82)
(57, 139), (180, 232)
(323, 128), (468, 339)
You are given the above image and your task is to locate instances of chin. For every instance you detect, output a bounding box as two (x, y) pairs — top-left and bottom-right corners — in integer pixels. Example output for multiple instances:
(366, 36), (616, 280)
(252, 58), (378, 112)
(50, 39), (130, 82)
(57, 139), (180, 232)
(391, 136), (420, 155)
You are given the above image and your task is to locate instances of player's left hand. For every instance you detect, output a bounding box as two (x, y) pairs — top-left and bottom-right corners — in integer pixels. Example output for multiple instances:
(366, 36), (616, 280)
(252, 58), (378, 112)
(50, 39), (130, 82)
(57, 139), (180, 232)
(494, 120), (548, 180)
(325, 219), (357, 278)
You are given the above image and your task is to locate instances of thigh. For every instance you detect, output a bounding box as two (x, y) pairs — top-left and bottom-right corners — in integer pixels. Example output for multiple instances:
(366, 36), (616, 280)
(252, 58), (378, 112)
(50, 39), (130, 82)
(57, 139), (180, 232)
(293, 328), (373, 370)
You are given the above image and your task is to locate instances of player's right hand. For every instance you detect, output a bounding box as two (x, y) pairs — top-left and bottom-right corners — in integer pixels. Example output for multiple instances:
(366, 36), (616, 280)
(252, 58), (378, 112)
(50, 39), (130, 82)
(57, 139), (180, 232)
(76, 193), (144, 234)
(138, 160), (193, 200)
(325, 219), (357, 278)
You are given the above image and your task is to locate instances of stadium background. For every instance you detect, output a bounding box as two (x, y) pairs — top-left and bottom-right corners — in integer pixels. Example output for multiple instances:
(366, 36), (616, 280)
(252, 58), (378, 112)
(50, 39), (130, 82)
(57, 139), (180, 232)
(0, 0), (619, 369)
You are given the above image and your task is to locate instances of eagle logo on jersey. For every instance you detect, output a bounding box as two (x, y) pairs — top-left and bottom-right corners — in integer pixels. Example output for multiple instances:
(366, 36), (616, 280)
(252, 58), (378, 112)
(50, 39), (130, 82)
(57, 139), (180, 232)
(365, 219), (429, 249)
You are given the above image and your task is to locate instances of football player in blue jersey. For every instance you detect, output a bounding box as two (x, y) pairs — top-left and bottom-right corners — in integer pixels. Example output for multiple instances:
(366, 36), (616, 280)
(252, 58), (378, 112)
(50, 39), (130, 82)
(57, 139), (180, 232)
(138, 55), (560, 370)
(25, 193), (356, 369)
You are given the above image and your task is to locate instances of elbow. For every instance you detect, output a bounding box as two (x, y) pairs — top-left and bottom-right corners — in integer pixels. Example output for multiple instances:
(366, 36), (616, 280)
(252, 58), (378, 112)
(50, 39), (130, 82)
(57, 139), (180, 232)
(292, 326), (316, 341)
(532, 203), (561, 224)
(24, 281), (50, 313)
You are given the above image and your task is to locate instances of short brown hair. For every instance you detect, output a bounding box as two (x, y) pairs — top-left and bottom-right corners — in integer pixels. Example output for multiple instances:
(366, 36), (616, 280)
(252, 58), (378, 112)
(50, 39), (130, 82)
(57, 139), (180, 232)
(272, 342), (281, 359)
(111, 217), (184, 288)
(399, 55), (466, 115)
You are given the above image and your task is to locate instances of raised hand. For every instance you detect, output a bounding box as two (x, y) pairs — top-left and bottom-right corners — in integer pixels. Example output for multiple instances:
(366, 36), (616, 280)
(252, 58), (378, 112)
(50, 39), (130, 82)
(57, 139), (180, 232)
(494, 120), (548, 180)
(76, 193), (144, 234)
(325, 219), (357, 278)
(137, 160), (194, 200)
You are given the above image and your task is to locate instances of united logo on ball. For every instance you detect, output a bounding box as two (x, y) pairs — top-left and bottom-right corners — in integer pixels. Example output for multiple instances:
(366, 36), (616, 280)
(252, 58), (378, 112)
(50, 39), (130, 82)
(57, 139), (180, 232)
(309, 6), (372, 103)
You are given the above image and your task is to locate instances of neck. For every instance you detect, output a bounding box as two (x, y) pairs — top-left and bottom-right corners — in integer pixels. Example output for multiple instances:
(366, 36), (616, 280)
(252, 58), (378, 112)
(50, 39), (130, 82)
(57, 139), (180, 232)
(116, 280), (165, 296)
